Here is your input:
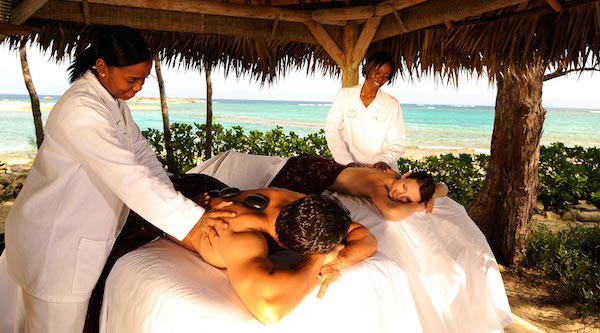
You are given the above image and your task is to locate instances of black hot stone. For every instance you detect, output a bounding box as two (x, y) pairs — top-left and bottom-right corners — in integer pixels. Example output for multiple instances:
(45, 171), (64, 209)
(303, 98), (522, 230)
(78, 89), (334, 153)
(219, 187), (241, 199)
(243, 194), (269, 210)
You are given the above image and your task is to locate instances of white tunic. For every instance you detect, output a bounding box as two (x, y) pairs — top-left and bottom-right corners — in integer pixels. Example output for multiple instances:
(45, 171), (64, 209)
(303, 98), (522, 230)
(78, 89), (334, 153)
(5, 71), (204, 302)
(325, 85), (406, 170)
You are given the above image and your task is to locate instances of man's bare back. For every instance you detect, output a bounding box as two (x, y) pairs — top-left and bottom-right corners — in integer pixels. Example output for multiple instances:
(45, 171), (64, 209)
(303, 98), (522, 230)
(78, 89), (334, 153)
(190, 188), (304, 268)
(170, 187), (376, 324)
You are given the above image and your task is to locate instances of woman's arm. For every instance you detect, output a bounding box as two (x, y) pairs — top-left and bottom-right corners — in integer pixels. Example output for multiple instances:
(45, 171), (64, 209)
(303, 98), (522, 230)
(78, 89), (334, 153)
(425, 182), (449, 213)
(434, 182), (449, 198)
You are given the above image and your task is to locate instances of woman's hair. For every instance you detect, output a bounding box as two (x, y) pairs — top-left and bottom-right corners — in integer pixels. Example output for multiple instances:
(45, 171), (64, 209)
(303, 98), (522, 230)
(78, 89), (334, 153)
(68, 25), (151, 82)
(406, 172), (436, 203)
(361, 51), (397, 84)
(275, 195), (351, 255)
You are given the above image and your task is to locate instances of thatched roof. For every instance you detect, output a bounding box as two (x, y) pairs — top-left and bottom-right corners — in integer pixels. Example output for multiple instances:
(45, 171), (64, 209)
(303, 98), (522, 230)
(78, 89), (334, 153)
(1, 0), (599, 83)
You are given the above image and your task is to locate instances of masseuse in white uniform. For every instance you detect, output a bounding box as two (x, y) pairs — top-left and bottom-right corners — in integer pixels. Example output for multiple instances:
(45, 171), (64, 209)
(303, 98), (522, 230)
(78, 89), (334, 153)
(3, 26), (233, 332)
(325, 51), (406, 172)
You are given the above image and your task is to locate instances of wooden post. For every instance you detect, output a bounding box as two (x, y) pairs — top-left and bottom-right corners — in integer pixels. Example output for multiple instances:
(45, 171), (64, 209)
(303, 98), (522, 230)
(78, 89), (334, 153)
(342, 21), (360, 87)
(204, 61), (213, 159)
(468, 62), (546, 265)
(154, 56), (174, 170)
(19, 41), (43, 148)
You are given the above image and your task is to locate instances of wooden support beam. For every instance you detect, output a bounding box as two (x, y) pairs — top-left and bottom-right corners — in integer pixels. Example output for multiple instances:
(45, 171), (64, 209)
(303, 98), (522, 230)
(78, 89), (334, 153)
(516, 2), (530, 11)
(68, 0), (348, 26)
(374, 0), (427, 17)
(342, 21), (359, 87)
(391, 8), (409, 33)
(304, 21), (345, 67)
(374, 0), (527, 42)
(444, 21), (453, 29)
(545, 0), (563, 12)
(33, 1), (343, 43)
(270, 16), (279, 40)
(82, 0), (91, 25)
(10, 0), (48, 24)
(350, 16), (383, 70)
(311, 5), (374, 22)
(0, 22), (40, 35)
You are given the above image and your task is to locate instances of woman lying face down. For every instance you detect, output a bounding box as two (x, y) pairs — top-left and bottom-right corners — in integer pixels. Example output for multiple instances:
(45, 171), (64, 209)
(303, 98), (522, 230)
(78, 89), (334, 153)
(330, 167), (448, 221)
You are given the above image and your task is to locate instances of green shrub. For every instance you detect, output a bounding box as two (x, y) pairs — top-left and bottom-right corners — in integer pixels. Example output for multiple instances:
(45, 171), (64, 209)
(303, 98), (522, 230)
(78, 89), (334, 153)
(525, 224), (600, 315)
(143, 123), (201, 174)
(143, 124), (599, 211)
(397, 153), (489, 207)
(143, 123), (331, 173)
(538, 143), (599, 210)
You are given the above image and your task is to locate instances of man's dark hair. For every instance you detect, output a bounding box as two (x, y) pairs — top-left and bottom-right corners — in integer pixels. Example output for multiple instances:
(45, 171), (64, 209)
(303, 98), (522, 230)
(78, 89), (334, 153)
(275, 195), (351, 255)
(406, 172), (436, 203)
(361, 51), (397, 83)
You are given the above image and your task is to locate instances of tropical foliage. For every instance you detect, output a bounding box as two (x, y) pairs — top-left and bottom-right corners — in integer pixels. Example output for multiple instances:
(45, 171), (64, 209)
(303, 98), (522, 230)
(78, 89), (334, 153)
(143, 124), (599, 210)
(525, 224), (600, 315)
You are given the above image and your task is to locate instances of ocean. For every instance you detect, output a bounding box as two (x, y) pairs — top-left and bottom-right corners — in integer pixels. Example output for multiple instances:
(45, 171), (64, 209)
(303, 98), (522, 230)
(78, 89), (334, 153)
(1, 93), (599, 155)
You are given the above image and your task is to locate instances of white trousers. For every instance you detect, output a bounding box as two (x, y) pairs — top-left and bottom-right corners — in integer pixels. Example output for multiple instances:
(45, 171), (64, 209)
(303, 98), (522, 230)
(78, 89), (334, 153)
(21, 291), (89, 333)
(0, 252), (89, 333)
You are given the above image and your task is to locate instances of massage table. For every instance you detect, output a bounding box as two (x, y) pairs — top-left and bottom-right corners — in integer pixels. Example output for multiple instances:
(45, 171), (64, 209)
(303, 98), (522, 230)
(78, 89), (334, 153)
(98, 150), (513, 332)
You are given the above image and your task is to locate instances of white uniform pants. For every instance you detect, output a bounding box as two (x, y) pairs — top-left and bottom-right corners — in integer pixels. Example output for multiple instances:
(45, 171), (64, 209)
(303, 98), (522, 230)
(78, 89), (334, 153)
(21, 291), (89, 333)
(0, 252), (89, 333)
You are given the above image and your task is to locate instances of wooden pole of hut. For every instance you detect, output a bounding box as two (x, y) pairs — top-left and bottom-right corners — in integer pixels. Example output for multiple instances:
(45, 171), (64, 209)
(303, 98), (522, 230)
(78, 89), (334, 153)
(204, 61), (213, 159)
(19, 40), (43, 148)
(154, 56), (174, 169)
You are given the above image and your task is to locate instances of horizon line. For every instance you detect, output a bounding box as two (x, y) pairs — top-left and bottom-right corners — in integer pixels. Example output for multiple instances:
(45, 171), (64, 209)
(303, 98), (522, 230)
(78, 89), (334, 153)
(2, 93), (600, 110)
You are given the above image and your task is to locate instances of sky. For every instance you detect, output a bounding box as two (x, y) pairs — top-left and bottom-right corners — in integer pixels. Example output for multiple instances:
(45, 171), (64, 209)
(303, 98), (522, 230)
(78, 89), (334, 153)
(1, 44), (599, 109)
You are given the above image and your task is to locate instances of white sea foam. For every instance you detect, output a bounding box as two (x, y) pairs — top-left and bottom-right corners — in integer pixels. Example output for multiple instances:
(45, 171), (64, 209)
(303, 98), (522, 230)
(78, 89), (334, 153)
(297, 103), (331, 107)
(0, 100), (55, 111)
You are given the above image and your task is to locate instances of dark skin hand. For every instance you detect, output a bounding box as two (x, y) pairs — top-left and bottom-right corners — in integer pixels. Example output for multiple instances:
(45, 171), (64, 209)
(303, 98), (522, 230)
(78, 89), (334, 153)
(373, 161), (391, 172)
(347, 162), (371, 168)
(193, 192), (234, 247)
(347, 161), (391, 172)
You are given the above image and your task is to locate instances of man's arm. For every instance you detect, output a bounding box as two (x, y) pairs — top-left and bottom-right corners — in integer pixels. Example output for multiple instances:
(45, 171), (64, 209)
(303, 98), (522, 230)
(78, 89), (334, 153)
(317, 222), (377, 298)
(217, 230), (326, 324)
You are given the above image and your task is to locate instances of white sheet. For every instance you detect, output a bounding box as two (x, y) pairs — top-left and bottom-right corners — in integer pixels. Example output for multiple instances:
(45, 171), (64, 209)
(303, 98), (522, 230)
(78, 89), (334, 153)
(100, 239), (423, 333)
(187, 150), (514, 332)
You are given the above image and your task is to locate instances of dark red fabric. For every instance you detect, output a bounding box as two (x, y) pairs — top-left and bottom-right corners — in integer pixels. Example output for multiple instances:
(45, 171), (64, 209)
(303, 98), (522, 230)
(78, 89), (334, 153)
(269, 154), (346, 195)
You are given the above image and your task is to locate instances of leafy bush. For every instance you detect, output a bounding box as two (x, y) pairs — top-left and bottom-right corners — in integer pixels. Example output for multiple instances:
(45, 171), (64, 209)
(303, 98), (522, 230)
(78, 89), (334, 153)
(525, 224), (600, 315)
(143, 123), (201, 174)
(538, 143), (600, 209)
(143, 123), (331, 173)
(143, 125), (599, 211)
(397, 153), (489, 207)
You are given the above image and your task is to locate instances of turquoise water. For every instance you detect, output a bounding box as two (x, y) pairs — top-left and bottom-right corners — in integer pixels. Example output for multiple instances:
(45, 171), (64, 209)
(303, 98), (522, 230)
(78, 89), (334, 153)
(1, 94), (599, 155)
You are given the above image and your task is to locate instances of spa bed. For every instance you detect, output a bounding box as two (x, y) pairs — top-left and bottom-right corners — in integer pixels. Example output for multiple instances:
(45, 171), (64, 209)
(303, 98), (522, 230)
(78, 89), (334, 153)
(98, 150), (513, 332)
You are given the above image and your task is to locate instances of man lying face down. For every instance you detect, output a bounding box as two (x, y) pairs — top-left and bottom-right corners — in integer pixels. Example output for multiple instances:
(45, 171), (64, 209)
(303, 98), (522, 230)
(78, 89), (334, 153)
(169, 187), (377, 325)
